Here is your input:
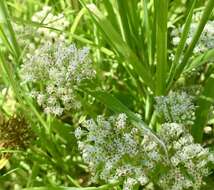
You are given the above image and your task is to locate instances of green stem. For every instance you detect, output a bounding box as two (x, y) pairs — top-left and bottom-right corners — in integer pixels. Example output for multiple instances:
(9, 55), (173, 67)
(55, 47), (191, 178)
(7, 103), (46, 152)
(23, 181), (120, 190)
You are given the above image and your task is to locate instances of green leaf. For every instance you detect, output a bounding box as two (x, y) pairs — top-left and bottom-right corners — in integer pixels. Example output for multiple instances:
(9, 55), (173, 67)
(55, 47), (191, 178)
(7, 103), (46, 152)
(154, 0), (168, 95)
(191, 74), (214, 142)
(51, 118), (75, 145)
(184, 49), (214, 72)
(143, 0), (152, 65)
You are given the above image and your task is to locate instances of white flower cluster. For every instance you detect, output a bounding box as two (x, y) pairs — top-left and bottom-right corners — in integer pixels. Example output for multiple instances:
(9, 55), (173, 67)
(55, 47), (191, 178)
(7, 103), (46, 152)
(20, 42), (95, 116)
(157, 123), (213, 190)
(10, 23), (33, 50)
(75, 114), (150, 189)
(155, 91), (196, 125)
(13, 6), (69, 54)
(75, 114), (213, 190)
(172, 11), (214, 53)
(31, 6), (69, 44)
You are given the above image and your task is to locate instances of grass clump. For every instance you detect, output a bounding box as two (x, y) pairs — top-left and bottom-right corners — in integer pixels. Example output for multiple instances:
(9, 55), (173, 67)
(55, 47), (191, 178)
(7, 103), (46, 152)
(0, 0), (214, 190)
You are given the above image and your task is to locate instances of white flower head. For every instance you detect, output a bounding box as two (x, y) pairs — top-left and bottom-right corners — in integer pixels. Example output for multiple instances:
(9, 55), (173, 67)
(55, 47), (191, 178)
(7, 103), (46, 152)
(76, 114), (213, 190)
(155, 91), (196, 125)
(20, 42), (95, 116)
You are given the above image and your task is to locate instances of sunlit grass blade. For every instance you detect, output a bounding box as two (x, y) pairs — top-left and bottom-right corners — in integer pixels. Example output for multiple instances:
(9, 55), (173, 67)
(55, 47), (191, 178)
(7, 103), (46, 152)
(0, 168), (19, 177)
(116, 0), (133, 46)
(0, 157), (8, 170)
(116, 0), (140, 50)
(69, 7), (86, 41)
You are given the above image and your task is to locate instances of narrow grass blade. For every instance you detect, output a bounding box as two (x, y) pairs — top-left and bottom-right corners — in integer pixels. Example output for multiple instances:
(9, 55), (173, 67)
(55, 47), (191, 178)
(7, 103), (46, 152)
(143, 0), (152, 65)
(0, 167), (19, 177)
(167, 0), (197, 90)
(116, 0), (133, 46)
(154, 0), (168, 95)
(184, 49), (214, 73)
(0, 25), (15, 55)
(116, 0), (140, 50)
(51, 118), (75, 145)
(69, 7), (86, 41)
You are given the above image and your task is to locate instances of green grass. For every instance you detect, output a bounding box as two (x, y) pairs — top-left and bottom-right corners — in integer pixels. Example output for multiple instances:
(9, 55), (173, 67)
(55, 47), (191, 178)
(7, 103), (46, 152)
(0, 0), (214, 189)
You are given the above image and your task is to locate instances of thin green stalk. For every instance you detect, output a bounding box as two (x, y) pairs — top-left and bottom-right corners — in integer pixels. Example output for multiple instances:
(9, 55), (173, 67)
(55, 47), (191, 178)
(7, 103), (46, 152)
(66, 175), (81, 187)
(23, 181), (120, 190)
(93, 22), (102, 78)
(0, 25), (15, 55)
(145, 94), (153, 123)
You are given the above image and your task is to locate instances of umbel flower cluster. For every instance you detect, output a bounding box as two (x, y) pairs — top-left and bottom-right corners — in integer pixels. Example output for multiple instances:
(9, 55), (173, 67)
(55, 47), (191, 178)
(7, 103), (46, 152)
(20, 42), (95, 116)
(75, 114), (150, 189)
(155, 91), (196, 125)
(31, 6), (69, 43)
(75, 114), (214, 190)
(157, 123), (213, 190)
(13, 6), (69, 54)
(172, 11), (214, 53)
